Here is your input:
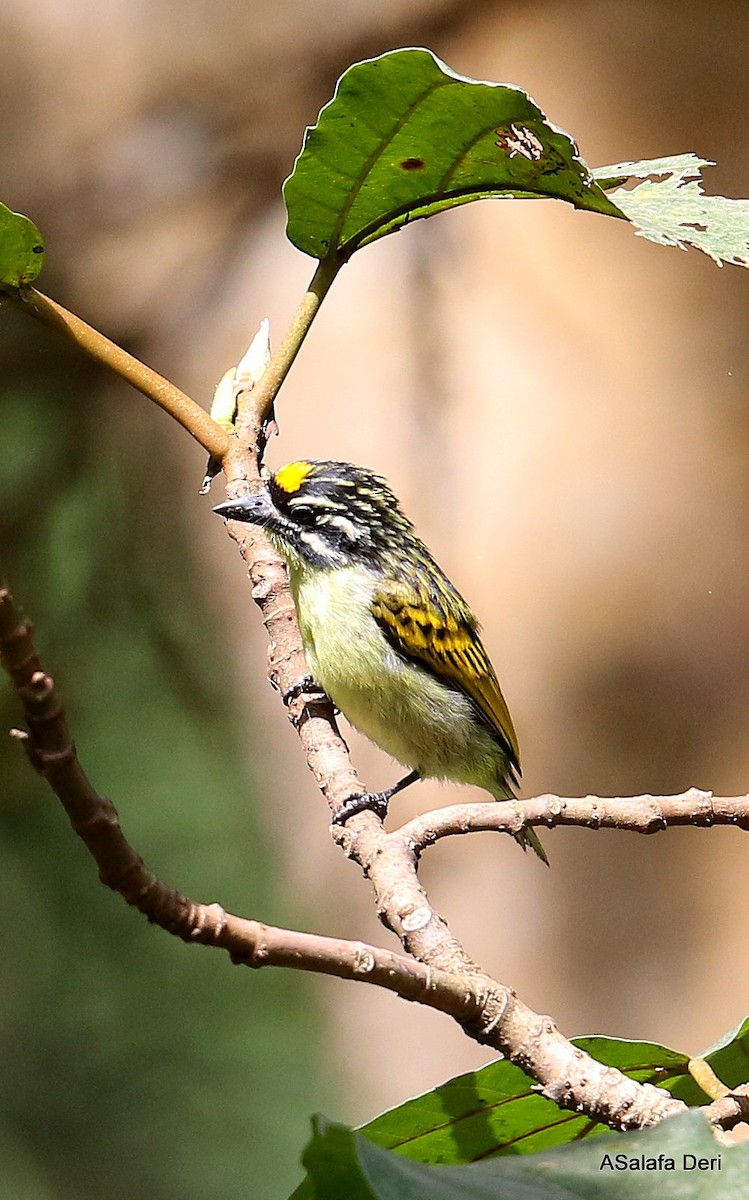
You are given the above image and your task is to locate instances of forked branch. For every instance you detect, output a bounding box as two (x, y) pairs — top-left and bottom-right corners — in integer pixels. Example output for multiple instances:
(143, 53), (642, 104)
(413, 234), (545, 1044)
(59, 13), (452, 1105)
(0, 581), (687, 1131)
(2, 287), (740, 1138)
(0, 584), (523, 1018)
(214, 389), (692, 1133)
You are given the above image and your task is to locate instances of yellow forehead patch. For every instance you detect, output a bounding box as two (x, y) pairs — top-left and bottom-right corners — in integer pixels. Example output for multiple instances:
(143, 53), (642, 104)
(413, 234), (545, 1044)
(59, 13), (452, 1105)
(274, 460), (314, 495)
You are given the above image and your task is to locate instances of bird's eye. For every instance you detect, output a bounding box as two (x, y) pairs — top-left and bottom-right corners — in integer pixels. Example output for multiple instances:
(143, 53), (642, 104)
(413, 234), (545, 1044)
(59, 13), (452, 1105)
(288, 501), (315, 522)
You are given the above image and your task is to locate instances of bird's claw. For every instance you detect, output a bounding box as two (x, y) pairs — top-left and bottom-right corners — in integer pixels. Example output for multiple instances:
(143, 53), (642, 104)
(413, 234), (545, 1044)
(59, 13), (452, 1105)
(282, 674), (322, 706)
(283, 675), (334, 729)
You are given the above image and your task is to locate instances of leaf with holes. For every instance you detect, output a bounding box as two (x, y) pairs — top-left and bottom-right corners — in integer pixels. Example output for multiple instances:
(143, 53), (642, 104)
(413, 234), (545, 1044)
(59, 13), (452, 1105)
(593, 154), (749, 266)
(283, 47), (624, 261)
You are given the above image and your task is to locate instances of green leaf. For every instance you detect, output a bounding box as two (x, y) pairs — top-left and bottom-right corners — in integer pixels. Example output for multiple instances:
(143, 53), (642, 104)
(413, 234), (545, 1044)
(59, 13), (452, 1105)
(290, 1023), (749, 1196)
(669, 1017), (749, 1105)
(284, 47), (624, 261)
(593, 155), (749, 266)
(358, 1023), (749, 1167)
(0, 201), (45, 286)
(297, 1112), (748, 1199)
(358, 1036), (683, 1164)
(301, 1117), (377, 1200)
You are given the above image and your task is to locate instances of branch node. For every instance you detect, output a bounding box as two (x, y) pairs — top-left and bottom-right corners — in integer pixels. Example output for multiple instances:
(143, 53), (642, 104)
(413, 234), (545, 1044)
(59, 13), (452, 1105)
(400, 905), (433, 933)
(352, 943), (377, 974)
(477, 990), (511, 1037)
(190, 901), (228, 944)
(31, 741), (78, 775)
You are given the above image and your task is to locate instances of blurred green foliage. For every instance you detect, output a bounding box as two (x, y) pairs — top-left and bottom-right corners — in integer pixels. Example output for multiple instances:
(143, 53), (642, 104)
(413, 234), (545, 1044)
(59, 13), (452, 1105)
(0, 309), (333, 1200)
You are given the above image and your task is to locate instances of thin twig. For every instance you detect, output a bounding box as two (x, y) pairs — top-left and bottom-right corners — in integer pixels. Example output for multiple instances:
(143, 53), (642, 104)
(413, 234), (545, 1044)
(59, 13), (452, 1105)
(398, 790), (749, 853)
(242, 256), (341, 430)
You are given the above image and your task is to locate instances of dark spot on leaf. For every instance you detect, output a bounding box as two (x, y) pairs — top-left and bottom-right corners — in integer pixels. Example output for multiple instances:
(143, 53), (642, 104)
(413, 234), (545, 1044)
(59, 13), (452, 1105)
(400, 157), (426, 171)
(32, 245), (44, 254)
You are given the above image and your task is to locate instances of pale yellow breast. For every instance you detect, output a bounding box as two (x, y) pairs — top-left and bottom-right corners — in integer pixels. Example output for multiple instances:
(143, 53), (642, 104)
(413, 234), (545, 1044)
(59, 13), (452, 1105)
(289, 563), (384, 691)
(287, 561), (503, 787)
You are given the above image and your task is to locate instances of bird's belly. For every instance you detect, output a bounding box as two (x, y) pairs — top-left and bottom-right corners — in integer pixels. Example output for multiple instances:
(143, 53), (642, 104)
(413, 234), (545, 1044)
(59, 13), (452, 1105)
(291, 565), (503, 786)
(329, 668), (480, 775)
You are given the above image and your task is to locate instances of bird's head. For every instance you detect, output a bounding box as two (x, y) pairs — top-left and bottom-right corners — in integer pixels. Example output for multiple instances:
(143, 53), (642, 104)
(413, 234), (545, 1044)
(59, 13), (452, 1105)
(214, 459), (415, 571)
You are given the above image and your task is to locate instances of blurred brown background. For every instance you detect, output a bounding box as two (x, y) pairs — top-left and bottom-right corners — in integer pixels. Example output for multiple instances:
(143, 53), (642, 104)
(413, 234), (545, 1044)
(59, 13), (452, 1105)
(2, 2), (748, 1197)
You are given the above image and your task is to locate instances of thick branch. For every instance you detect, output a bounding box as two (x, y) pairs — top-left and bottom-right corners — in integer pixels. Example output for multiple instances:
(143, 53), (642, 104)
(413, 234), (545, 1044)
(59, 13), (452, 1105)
(9, 287), (229, 457)
(0, 579), (686, 1132)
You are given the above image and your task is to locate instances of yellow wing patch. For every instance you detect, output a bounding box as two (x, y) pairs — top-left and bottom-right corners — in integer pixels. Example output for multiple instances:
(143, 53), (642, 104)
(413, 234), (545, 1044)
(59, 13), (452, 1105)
(274, 460), (314, 495)
(371, 580), (520, 771)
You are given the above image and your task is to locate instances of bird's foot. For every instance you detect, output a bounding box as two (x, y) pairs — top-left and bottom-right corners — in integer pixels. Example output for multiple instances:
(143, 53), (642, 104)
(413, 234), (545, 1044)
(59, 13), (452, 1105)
(332, 790), (391, 825)
(282, 674), (323, 706)
(282, 674), (333, 727)
(333, 770), (420, 825)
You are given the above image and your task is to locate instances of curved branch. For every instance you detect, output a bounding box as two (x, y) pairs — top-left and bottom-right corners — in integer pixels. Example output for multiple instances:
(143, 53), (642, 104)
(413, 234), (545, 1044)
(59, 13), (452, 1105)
(0, 583), (516, 1022)
(398, 790), (749, 853)
(0, 579), (691, 1132)
(9, 287), (229, 457)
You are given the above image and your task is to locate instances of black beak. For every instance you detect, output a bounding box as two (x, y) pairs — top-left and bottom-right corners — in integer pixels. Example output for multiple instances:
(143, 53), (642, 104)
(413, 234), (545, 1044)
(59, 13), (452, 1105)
(213, 492), (273, 524)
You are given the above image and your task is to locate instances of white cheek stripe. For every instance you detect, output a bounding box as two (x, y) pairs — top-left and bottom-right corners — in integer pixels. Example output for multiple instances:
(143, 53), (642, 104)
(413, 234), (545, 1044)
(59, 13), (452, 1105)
(298, 528), (346, 564)
(322, 513), (363, 542)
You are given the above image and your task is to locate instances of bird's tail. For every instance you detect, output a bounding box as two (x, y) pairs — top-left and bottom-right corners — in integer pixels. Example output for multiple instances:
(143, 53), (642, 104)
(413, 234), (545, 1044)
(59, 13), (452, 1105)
(513, 824), (549, 866)
(493, 784), (549, 865)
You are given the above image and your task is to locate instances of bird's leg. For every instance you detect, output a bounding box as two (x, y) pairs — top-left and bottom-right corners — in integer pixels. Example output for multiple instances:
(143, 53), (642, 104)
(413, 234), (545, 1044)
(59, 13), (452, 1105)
(333, 770), (420, 825)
